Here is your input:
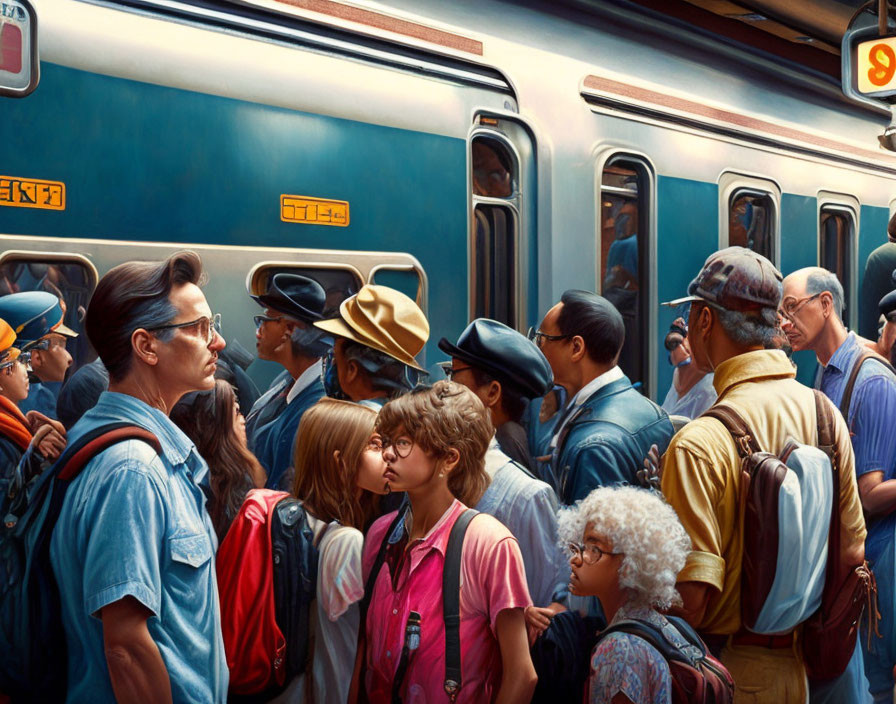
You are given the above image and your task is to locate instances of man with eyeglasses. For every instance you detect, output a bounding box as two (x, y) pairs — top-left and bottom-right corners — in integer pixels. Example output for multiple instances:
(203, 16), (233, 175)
(530, 289), (673, 505)
(782, 266), (895, 703)
(50, 251), (229, 703)
(245, 273), (330, 490)
(0, 291), (78, 420)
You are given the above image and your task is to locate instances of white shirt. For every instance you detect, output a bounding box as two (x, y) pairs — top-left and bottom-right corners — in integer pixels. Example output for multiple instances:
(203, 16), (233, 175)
(286, 359), (323, 405)
(549, 366), (625, 450)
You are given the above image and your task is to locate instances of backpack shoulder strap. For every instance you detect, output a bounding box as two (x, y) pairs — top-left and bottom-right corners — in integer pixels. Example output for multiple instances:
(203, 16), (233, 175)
(442, 509), (479, 703)
(813, 390), (837, 461)
(839, 351), (896, 419)
(56, 422), (161, 482)
(596, 619), (692, 665)
(701, 404), (761, 458)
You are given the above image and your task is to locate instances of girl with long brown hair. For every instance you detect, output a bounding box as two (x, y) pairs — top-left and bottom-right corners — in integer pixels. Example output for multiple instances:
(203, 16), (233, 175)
(272, 397), (388, 704)
(170, 379), (266, 539)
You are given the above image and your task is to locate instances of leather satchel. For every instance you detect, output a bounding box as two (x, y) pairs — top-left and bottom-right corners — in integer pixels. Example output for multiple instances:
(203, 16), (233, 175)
(801, 390), (880, 681)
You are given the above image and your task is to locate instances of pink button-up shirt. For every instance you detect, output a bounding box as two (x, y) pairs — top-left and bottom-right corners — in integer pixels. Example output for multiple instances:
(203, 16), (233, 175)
(362, 499), (532, 703)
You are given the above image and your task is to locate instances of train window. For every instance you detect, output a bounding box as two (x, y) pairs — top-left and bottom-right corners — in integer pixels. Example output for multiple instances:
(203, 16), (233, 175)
(0, 255), (98, 369)
(472, 205), (517, 326)
(599, 158), (650, 390)
(819, 205), (856, 328)
(470, 132), (520, 328)
(369, 266), (425, 309)
(251, 265), (361, 317)
(729, 190), (775, 262)
(472, 138), (514, 198)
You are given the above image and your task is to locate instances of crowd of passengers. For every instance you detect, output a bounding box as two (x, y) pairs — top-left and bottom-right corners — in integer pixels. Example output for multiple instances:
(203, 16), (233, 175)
(2, 226), (896, 704)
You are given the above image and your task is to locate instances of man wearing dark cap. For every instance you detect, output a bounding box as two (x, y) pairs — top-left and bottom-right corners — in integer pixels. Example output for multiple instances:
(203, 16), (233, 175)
(0, 291), (78, 419)
(875, 281), (896, 365)
(661, 249), (866, 703)
(859, 212), (896, 339)
(439, 318), (552, 471)
(782, 266), (893, 703)
(531, 289), (673, 505)
(439, 319), (566, 608)
(247, 273), (331, 490)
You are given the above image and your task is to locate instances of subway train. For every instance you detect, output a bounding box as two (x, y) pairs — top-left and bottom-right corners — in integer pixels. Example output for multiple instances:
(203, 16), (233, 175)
(1, 0), (894, 396)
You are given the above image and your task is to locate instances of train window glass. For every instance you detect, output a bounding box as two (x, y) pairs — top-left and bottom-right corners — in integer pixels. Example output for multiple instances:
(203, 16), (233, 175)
(252, 265), (361, 317)
(819, 206), (855, 328)
(472, 137), (514, 198)
(600, 159), (648, 390)
(369, 267), (423, 307)
(729, 190), (775, 262)
(0, 257), (97, 370)
(472, 204), (517, 327)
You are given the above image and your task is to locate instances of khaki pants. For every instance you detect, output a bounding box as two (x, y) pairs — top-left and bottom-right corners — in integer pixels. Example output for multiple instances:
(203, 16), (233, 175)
(720, 640), (808, 704)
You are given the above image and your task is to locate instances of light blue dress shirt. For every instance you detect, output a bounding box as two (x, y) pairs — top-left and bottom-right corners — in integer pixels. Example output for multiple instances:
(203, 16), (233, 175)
(50, 392), (227, 703)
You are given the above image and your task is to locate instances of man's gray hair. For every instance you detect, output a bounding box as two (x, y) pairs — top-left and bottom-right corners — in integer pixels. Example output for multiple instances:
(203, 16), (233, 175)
(716, 307), (780, 348)
(805, 268), (845, 320)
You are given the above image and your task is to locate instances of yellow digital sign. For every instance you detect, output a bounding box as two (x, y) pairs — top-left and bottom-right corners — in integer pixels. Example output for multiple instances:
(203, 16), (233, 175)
(281, 195), (349, 227)
(0, 176), (65, 210)
(857, 37), (896, 95)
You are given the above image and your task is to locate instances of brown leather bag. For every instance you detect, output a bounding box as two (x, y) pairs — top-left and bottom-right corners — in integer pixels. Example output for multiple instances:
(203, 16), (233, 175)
(705, 391), (879, 679)
(802, 387), (881, 681)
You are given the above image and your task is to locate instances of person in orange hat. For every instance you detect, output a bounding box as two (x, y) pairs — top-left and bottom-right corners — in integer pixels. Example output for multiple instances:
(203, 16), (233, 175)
(0, 319), (67, 489)
(314, 284), (429, 408)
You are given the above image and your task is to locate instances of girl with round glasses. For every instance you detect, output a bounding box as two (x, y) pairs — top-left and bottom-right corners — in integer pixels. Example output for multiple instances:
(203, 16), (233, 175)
(352, 380), (536, 703)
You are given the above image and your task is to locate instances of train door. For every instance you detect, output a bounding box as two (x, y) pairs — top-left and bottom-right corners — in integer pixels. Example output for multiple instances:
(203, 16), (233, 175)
(817, 193), (859, 329)
(469, 113), (537, 331)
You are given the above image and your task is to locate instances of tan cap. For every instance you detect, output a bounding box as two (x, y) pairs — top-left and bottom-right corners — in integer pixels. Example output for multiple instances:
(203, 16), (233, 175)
(314, 284), (429, 371)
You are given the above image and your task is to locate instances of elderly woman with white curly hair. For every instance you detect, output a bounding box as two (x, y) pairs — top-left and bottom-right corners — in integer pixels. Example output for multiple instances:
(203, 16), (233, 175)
(558, 485), (691, 704)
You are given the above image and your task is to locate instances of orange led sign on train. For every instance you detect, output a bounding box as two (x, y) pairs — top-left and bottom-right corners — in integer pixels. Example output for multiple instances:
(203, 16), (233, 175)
(280, 194), (349, 226)
(0, 176), (65, 210)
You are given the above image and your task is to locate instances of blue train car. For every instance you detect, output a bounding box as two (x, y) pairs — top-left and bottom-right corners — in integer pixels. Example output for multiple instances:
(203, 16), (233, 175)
(1, 0), (894, 395)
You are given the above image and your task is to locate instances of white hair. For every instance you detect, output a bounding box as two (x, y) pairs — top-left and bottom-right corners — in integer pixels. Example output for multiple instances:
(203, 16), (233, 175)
(557, 485), (691, 610)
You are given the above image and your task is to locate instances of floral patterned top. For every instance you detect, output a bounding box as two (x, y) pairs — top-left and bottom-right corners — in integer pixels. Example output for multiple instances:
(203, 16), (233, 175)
(588, 603), (682, 704)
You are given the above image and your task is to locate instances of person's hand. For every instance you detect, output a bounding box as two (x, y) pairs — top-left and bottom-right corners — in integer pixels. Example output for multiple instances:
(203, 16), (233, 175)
(30, 423), (67, 460)
(525, 606), (553, 646)
(26, 410), (66, 438)
(637, 443), (661, 490)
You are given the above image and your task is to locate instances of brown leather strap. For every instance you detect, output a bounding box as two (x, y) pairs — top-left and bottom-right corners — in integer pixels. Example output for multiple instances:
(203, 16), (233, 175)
(839, 351), (896, 419)
(702, 404), (762, 459)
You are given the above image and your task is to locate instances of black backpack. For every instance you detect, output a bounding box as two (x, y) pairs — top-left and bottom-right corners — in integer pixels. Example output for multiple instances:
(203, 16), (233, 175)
(0, 423), (161, 702)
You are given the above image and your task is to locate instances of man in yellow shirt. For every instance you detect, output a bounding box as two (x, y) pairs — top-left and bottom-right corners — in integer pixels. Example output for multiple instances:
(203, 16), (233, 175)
(661, 247), (866, 703)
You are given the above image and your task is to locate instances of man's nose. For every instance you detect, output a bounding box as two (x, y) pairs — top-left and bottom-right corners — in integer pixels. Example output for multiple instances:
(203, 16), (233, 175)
(210, 330), (226, 351)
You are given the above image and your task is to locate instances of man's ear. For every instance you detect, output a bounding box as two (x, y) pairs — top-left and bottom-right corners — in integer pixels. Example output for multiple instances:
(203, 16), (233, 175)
(569, 335), (587, 363)
(29, 349), (42, 370)
(820, 291), (834, 319)
(343, 358), (360, 385)
(484, 380), (502, 409)
(131, 329), (160, 367)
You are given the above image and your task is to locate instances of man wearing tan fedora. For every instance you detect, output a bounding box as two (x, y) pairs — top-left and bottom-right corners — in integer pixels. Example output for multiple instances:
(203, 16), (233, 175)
(314, 284), (429, 408)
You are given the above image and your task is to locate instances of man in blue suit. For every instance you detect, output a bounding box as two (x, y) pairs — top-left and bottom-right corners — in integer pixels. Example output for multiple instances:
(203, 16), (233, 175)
(532, 289), (673, 504)
(249, 274), (331, 490)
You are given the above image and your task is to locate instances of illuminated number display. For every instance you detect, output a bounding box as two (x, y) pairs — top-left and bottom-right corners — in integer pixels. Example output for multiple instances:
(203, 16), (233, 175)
(857, 37), (896, 95)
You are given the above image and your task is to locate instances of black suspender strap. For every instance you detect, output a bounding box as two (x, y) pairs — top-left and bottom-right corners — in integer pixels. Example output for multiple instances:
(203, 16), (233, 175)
(442, 509), (478, 703)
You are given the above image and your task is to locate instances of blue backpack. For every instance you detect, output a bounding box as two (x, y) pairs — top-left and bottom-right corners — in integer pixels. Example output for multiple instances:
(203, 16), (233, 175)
(0, 423), (160, 702)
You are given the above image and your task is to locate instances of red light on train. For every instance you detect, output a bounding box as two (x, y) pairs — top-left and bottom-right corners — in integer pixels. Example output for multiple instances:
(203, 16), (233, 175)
(0, 23), (22, 74)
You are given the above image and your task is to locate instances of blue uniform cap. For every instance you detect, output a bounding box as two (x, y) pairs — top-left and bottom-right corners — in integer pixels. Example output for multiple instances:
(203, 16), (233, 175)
(438, 318), (553, 399)
(0, 291), (78, 350)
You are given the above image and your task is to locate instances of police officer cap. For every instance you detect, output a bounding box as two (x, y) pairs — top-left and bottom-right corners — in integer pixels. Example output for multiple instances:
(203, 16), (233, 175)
(251, 273), (326, 324)
(0, 291), (78, 350)
(879, 287), (896, 319)
(438, 318), (553, 399)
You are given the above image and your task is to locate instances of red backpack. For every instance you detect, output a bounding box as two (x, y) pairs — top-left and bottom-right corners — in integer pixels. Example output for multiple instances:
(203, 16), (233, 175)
(594, 615), (734, 704)
(216, 488), (321, 697)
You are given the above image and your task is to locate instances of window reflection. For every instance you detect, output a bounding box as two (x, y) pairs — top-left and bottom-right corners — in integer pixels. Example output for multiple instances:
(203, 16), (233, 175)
(472, 139), (514, 198)
(819, 208), (854, 327)
(729, 191), (774, 262)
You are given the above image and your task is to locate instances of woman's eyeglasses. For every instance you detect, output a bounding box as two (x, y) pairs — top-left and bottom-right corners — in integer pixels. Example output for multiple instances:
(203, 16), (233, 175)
(566, 542), (621, 565)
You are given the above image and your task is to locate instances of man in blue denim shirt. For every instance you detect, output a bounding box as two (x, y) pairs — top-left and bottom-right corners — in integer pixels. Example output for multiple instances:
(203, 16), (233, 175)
(50, 252), (228, 703)
(532, 289), (673, 505)
(782, 266), (888, 704)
